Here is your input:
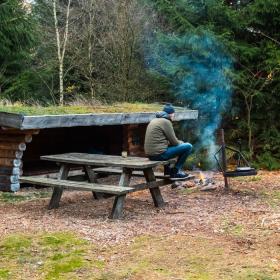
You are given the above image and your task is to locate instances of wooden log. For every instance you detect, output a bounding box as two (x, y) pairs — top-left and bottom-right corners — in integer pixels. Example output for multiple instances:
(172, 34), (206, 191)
(0, 142), (26, 151)
(0, 175), (19, 184)
(0, 128), (40, 135)
(0, 183), (20, 192)
(0, 158), (22, 167)
(0, 167), (21, 175)
(0, 134), (32, 143)
(11, 183), (20, 192)
(0, 150), (23, 159)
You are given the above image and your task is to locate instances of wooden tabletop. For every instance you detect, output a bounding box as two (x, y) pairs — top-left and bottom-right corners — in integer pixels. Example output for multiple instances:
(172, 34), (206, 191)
(41, 153), (170, 169)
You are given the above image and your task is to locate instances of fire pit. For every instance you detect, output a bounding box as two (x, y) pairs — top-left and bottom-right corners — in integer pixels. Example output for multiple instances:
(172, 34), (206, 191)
(214, 129), (257, 189)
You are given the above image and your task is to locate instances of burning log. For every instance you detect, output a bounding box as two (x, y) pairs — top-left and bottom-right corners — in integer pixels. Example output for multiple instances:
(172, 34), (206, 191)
(193, 171), (217, 191)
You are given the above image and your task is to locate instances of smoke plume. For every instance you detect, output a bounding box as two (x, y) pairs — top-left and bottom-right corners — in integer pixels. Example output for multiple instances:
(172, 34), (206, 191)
(146, 30), (233, 166)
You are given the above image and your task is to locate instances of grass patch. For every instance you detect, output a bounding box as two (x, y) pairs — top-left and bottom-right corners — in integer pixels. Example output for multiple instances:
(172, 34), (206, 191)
(0, 232), (279, 279)
(260, 190), (280, 208)
(94, 235), (278, 280)
(0, 269), (10, 279)
(235, 270), (277, 280)
(181, 186), (200, 195)
(0, 232), (92, 280)
(231, 176), (262, 182)
(221, 218), (245, 237)
(0, 102), (166, 115)
(0, 191), (50, 204)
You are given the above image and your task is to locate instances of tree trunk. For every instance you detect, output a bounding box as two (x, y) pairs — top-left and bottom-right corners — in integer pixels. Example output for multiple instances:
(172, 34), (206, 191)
(53, 0), (71, 106)
(59, 62), (64, 105)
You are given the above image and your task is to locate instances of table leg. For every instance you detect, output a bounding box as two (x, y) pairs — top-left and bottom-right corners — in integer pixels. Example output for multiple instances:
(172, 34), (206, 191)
(84, 165), (103, 200)
(144, 168), (165, 208)
(119, 167), (132, 187)
(109, 195), (126, 219)
(48, 164), (70, 209)
(109, 168), (132, 219)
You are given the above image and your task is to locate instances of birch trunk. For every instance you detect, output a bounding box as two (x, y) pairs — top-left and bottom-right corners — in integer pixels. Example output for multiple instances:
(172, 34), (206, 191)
(53, 0), (72, 106)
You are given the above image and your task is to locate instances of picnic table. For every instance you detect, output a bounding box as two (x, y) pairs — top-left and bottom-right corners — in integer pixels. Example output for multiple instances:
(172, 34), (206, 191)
(20, 153), (180, 219)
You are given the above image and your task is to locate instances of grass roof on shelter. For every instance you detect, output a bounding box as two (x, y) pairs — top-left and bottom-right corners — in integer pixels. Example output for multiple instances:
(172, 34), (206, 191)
(0, 102), (169, 116)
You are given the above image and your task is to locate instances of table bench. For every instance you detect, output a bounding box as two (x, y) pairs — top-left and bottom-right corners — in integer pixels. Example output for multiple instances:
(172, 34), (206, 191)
(20, 153), (179, 219)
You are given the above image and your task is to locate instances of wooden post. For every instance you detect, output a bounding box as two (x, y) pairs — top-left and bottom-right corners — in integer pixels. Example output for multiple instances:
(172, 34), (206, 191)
(48, 164), (70, 209)
(220, 129), (229, 190)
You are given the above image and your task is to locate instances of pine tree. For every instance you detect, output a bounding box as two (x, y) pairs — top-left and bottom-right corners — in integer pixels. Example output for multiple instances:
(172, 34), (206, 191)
(0, 0), (36, 98)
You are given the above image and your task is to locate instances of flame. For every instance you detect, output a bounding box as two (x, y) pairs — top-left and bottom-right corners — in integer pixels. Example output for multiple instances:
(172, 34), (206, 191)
(199, 171), (205, 181)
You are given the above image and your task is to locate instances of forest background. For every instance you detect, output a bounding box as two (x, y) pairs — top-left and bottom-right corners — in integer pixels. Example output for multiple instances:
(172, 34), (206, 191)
(1, 0), (280, 169)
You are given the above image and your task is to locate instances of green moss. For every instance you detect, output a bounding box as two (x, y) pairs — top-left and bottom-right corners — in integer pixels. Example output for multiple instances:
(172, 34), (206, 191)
(45, 256), (84, 280)
(0, 235), (32, 257)
(0, 232), (92, 280)
(0, 102), (163, 115)
(0, 269), (10, 279)
(40, 232), (88, 247)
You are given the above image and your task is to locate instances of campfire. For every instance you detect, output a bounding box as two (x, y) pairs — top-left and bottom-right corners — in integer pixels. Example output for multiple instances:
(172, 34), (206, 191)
(172, 170), (217, 191)
(196, 171), (215, 186)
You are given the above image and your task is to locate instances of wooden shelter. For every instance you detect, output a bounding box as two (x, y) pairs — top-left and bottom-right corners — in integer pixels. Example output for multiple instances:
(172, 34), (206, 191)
(0, 110), (198, 192)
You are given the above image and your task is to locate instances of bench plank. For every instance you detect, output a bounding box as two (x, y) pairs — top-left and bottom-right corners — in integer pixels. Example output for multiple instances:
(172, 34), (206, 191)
(92, 167), (170, 179)
(20, 176), (135, 195)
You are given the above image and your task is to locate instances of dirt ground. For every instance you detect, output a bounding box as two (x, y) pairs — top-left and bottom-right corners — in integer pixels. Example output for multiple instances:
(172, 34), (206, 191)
(0, 171), (279, 279)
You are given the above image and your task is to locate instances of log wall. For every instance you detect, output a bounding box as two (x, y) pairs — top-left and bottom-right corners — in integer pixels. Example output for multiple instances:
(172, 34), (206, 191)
(0, 128), (39, 191)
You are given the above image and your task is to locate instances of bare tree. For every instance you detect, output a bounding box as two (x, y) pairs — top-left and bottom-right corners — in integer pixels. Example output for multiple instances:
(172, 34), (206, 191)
(52, 0), (72, 105)
(71, 0), (155, 102)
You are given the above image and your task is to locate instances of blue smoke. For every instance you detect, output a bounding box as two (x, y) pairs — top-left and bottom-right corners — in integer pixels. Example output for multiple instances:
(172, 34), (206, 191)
(145, 30), (233, 164)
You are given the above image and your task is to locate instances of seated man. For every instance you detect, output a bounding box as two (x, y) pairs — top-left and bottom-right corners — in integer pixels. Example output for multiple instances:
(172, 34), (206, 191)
(144, 103), (192, 180)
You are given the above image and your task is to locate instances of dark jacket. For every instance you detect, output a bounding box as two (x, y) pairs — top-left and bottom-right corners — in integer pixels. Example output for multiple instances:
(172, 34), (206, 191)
(144, 111), (182, 156)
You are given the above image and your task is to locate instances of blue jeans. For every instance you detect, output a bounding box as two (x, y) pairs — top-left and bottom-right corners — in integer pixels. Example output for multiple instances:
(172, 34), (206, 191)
(149, 143), (193, 170)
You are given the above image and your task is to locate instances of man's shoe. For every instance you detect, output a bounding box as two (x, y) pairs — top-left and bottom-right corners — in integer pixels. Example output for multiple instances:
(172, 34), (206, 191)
(170, 168), (189, 181)
(177, 169), (189, 177)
